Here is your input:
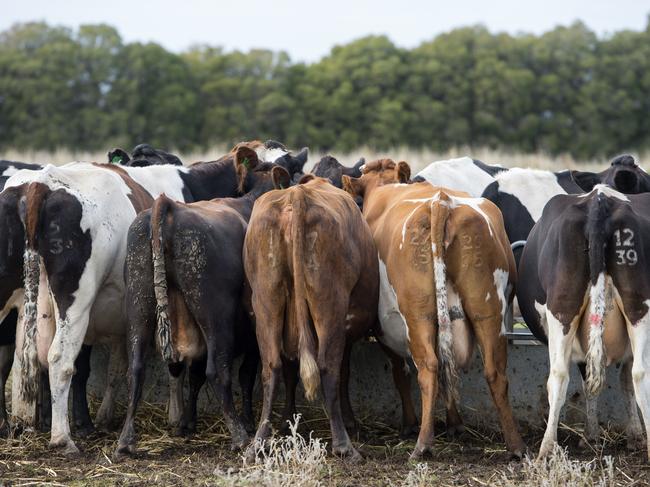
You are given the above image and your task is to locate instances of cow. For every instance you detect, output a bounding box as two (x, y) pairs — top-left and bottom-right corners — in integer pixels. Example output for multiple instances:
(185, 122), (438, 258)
(246, 140), (309, 183)
(243, 174), (379, 461)
(572, 154), (650, 194)
(1, 160), (42, 188)
(342, 159), (525, 460)
(517, 185), (650, 460)
(482, 155), (649, 265)
(6, 143), (306, 455)
(311, 155), (365, 188)
(481, 168), (585, 264)
(107, 144), (183, 167)
(114, 150), (292, 459)
(414, 156), (507, 196)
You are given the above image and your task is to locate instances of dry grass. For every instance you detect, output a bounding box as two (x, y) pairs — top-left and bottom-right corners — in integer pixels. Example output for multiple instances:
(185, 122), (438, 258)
(5, 146), (647, 173)
(1, 396), (649, 486)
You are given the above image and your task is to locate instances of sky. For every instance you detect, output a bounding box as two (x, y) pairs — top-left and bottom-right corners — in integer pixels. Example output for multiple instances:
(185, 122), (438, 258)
(2, 0), (648, 62)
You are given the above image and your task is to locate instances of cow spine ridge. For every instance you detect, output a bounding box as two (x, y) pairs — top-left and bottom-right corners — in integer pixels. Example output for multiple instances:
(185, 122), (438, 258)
(431, 191), (459, 405)
(17, 182), (50, 404)
(151, 194), (176, 362)
(585, 193), (611, 396)
(291, 191), (320, 401)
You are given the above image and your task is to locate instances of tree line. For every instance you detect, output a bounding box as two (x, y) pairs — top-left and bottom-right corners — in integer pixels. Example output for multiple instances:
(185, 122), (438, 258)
(1, 19), (649, 158)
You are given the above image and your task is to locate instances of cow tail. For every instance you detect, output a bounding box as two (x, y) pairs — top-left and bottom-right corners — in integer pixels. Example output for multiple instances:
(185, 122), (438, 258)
(17, 182), (49, 404)
(151, 194), (175, 362)
(585, 193), (611, 397)
(291, 192), (320, 401)
(431, 191), (459, 405)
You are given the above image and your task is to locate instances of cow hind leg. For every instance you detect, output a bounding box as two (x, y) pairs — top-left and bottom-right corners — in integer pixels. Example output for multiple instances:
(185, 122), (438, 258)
(626, 321), (650, 461)
(619, 360), (645, 451)
(577, 361), (600, 447)
(0, 343), (14, 436)
(317, 331), (360, 461)
(339, 343), (358, 436)
(380, 343), (418, 438)
(538, 310), (577, 459)
(95, 342), (127, 430)
(280, 357), (299, 434)
(167, 362), (186, 429)
(238, 347), (259, 434)
(114, 315), (152, 460)
(471, 319), (525, 458)
(206, 334), (248, 450)
(38, 369), (51, 432)
(71, 344), (94, 437)
(177, 358), (205, 437)
(446, 397), (465, 438)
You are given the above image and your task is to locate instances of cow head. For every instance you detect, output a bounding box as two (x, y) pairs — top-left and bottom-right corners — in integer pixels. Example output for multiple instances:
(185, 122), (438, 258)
(311, 155), (365, 188)
(234, 145), (291, 195)
(342, 158), (410, 204)
(274, 147), (308, 183)
(107, 148), (131, 165)
(571, 154), (650, 194)
(232, 140), (307, 183)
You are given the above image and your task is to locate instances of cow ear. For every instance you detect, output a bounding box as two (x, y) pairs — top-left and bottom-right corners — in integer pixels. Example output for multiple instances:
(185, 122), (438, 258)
(396, 161), (411, 183)
(294, 147), (309, 169)
(298, 174), (316, 185)
(108, 148), (130, 165)
(272, 166), (291, 190)
(342, 175), (364, 197)
(571, 170), (600, 192)
(352, 157), (365, 176)
(235, 146), (260, 192)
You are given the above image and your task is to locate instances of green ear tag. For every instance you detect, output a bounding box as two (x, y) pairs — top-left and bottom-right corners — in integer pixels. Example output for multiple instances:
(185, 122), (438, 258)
(242, 157), (250, 169)
(111, 155), (122, 164)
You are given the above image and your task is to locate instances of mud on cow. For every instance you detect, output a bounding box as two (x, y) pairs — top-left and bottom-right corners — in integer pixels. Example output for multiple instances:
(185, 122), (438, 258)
(244, 175), (378, 461)
(517, 184), (650, 460)
(342, 159), (525, 459)
(114, 148), (292, 459)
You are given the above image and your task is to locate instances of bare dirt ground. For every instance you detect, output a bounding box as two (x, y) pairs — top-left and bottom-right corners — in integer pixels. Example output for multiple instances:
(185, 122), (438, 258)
(1, 398), (649, 486)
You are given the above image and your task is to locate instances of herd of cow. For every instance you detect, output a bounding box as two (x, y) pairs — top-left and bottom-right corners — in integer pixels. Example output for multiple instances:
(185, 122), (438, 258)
(1, 141), (649, 465)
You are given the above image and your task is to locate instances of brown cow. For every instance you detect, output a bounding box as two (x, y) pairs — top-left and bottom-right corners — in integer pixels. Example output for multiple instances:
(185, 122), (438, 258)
(243, 175), (378, 461)
(342, 159), (525, 459)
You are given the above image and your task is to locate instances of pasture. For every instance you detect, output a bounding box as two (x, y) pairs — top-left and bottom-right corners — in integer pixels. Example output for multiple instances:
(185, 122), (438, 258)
(2, 146), (650, 486)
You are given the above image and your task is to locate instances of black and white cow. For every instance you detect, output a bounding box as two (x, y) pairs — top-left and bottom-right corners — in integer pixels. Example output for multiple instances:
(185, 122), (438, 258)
(414, 156), (507, 196)
(6, 146), (306, 455)
(114, 149), (292, 459)
(572, 154), (650, 194)
(481, 168), (584, 264)
(518, 185), (650, 460)
(107, 144), (183, 167)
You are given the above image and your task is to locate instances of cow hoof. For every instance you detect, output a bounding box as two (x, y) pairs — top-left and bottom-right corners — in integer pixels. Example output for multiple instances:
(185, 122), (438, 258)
(231, 433), (249, 451)
(332, 445), (362, 463)
(50, 439), (80, 456)
(409, 445), (433, 461)
(113, 444), (136, 462)
(509, 446), (526, 461)
(399, 424), (419, 439)
(536, 441), (555, 461)
(244, 443), (259, 464)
